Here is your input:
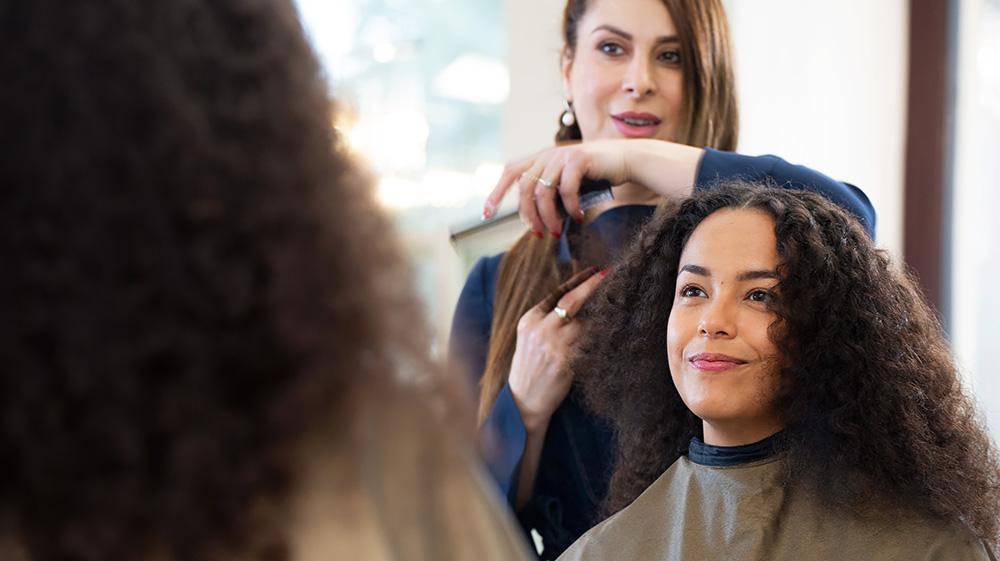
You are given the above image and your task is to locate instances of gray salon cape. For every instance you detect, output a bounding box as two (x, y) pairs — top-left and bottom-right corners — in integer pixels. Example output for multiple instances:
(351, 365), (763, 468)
(558, 453), (994, 561)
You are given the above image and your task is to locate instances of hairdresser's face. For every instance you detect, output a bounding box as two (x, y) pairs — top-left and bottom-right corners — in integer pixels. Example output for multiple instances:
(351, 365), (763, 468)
(562, 0), (685, 142)
(666, 208), (784, 446)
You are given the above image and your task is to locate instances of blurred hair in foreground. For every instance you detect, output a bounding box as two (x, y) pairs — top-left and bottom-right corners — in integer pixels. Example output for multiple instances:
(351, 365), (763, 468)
(0, 1), (529, 560)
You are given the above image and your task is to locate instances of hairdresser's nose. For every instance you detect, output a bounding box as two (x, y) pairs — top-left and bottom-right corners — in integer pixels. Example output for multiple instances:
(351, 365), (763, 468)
(622, 54), (655, 98)
(698, 298), (736, 339)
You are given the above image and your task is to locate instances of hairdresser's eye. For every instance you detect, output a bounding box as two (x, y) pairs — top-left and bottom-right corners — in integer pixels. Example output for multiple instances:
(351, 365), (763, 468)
(657, 49), (681, 64)
(747, 289), (773, 303)
(599, 42), (625, 56)
(680, 285), (707, 298)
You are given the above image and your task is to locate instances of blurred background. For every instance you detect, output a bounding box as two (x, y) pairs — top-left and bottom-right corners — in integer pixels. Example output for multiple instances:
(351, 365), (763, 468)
(295, 0), (999, 436)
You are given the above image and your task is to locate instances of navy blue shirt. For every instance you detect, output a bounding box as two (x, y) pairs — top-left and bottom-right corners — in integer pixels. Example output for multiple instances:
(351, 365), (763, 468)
(448, 149), (876, 559)
(686, 432), (784, 467)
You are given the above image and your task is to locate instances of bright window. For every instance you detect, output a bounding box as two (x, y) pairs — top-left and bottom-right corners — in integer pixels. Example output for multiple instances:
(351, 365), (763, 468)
(294, 0), (508, 353)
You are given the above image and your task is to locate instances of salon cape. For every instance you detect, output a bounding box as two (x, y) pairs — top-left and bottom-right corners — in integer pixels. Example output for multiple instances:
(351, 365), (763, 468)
(557, 437), (995, 561)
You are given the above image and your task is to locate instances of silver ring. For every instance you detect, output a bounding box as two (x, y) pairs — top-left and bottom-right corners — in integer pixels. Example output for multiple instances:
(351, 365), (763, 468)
(537, 176), (554, 188)
(553, 305), (570, 321)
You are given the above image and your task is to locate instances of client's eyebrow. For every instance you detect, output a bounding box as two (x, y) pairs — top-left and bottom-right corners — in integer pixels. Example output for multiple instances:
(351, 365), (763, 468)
(590, 25), (678, 44)
(679, 264), (778, 281)
(737, 270), (779, 281)
(679, 264), (709, 277)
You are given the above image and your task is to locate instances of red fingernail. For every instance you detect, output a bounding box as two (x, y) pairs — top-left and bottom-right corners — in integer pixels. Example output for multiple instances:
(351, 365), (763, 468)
(552, 231), (561, 240)
(533, 230), (543, 238)
(573, 215), (584, 225)
(600, 268), (610, 278)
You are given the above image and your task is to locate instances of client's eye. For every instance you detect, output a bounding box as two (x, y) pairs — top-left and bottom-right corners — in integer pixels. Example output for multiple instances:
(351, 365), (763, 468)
(680, 285), (706, 298)
(747, 289), (772, 303)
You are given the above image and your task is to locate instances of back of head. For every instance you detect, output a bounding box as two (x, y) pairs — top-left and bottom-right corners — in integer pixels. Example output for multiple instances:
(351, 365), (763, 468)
(574, 182), (1000, 549)
(0, 1), (429, 560)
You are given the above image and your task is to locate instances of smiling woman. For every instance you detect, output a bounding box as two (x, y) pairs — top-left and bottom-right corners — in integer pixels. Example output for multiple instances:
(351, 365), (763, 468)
(563, 182), (1000, 560)
(666, 209), (785, 448)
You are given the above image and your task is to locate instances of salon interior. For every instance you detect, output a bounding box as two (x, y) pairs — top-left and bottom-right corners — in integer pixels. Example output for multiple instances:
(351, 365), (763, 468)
(310, 0), (1000, 439)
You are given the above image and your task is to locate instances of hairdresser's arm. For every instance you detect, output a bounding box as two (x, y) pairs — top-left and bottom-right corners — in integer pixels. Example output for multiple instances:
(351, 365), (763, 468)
(602, 141), (877, 236)
(601, 139), (875, 235)
(449, 255), (500, 389)
(694, 148), (876, 237)
(513, 415), (549, 510)
(484, 139), (876, 238)
(450, 255), (532, 506)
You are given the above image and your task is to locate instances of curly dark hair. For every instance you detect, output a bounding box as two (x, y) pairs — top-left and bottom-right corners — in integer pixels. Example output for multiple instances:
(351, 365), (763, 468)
(574, 182), (1000, 550)
(0, 1), (432, 560)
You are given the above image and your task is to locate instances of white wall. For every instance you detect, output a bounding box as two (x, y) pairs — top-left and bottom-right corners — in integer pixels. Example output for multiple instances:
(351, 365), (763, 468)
(502, 0), (566, 160)
(502, 0), (909, 253)
(725, 0), (908, 254)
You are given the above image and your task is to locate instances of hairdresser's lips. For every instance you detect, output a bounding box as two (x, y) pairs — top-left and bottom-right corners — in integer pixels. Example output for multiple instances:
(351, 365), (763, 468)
(611, 111), (662, 138)
(688, 353), (748, 372)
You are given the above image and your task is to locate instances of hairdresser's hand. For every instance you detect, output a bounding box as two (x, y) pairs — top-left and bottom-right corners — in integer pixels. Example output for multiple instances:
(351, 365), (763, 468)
(483, 140), (629, 236)
(508, 267), (606, 434)
(483, 139), (704, 237)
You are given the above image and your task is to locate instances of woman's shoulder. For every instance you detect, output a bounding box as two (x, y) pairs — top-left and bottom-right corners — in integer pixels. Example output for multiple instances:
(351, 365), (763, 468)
(468, 253), (505, 283)
(878, 514), (994, 560)
(453, 252), (505, 322)
(786, 488), (996, 560)
(555, 458), (691, 560)
(459, 253), (504, 297)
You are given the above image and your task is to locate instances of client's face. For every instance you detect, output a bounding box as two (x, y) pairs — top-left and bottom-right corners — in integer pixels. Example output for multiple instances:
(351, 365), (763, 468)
(666, 208), (785, 446)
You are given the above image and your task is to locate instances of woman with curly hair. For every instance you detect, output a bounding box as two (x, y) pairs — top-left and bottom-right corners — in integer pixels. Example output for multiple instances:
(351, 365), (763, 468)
(452, 0), (875, 556)
(557, 184), (1000, 560)
(0, 1), (531, 561)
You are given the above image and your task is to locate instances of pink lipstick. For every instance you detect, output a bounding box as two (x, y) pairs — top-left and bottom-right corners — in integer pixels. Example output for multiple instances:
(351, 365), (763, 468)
(612, 111), (661, 138)
(688, 353), (748, 372)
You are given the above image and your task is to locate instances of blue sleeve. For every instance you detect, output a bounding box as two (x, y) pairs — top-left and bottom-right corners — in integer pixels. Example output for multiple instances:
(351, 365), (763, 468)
(695, 147), (876, 238)
(448, 255), (500, 388)
(448, 254), (526, 503)
(481, 383), (528, 502)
